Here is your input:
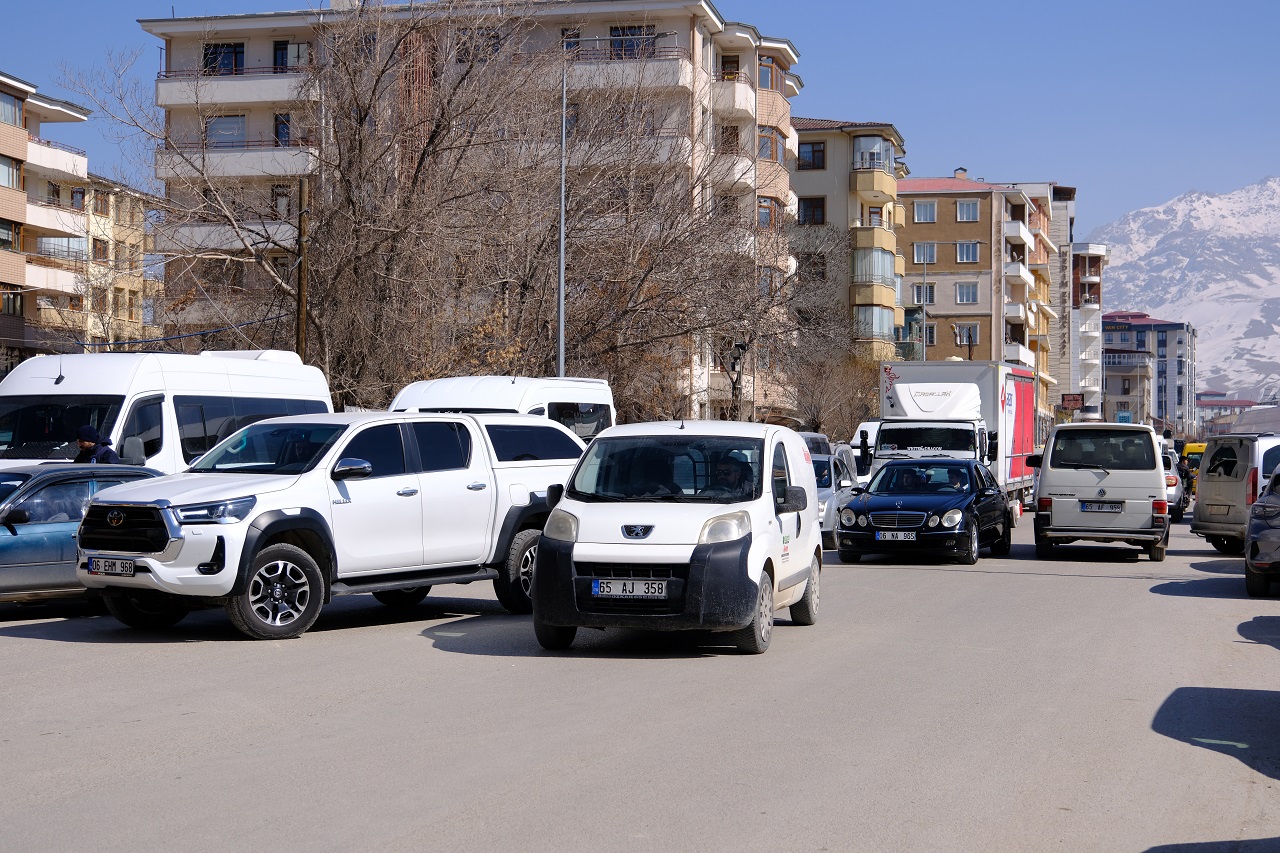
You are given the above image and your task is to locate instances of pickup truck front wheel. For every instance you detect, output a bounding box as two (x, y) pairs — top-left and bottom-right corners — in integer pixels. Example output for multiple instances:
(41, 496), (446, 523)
(226, 544), (324, 640)
(494, 529), (539, 614)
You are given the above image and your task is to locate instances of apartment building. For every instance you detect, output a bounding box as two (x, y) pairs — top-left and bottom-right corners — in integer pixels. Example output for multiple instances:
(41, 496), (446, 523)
(1070, 242), (1107, 418)
(1102, 310), (1197, 435)
(139, 0), (802, 420)
(789, 118), (907, 363)
(0, 70), (91, 371)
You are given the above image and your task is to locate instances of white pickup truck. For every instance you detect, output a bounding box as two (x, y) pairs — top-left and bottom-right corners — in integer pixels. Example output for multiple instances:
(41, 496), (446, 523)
(77, 411), (585, 639)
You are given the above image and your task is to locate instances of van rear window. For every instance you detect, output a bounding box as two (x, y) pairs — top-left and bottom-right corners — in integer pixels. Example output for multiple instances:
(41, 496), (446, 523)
(485, 425), (583, 462)
(1049, 429), (1155, 471)
(1204, 445), (1242, 480)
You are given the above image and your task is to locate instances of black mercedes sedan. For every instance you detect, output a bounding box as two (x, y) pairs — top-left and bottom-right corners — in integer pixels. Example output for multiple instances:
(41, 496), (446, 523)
(835, 459), (1013, 565)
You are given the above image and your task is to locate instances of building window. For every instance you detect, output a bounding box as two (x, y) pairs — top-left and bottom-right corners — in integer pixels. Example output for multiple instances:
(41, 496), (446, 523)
(273, 40), (309, 72)
(0, 155), (18, 190)
(273, 114), (291, 147)
(561, 28), (580, 55)
(92, 238), (109, 262)
(914, 201), (936, 223)
(610, 24), (656, 59)
(202, 43), (245, 76)
(797, 197), (825, 226)
(71, 187), (85, 210)
(205, 115), (246, 149)
(797, 141), (824, 170)
(914, 242), (936, 264)
(1122, 378), (1132, 395)
(272, 185), (292, 218)
(1177, 358), (1185, 376)
(92, 191), (110, 216)
(758, 267), (784, 296)
(757, 126), (784, 163)
(956, 242), (979, 263)
(0, 92), (20, 128)
(912, 283), (936, 305)
(957, 200), (979, 222)
(924, 324), (936, 346)
(1119, 332), (1130, 343)
(758, 56), (782, 91)
(0, 286), (21, 316)
(956, 282), (978, 304)
(46, 181), (61, 206)
(91, 288), (107, 313)
(717, 125), (740, 153)
(1104, 332), (1113, 344)
(956, 323), (979, 345)
(128, 244), (142, 271)
(0, 220), (17, 252)
(756, 196), (781, 229)
(456, 28), (501, 63)
(797, 253), (827, 282)
(1177, 386), (1184, 406)
(852, 136), (894, 172)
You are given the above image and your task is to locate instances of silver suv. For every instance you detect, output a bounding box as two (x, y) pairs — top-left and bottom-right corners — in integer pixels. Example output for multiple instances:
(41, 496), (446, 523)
(1162, 451), (1188, 523)
(1190, 433), (1280, 554)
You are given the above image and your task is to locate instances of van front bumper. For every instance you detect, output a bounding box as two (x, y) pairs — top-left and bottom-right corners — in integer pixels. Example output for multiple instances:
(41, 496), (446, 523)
(532, 534), (757, 631)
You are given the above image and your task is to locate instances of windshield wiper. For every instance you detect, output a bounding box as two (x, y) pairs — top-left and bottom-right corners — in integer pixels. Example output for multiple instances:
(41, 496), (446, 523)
(1056, 461), (1107, 470)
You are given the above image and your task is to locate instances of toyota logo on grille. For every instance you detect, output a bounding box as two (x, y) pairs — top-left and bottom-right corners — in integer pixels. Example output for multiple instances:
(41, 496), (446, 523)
(622, 525), (653, 539)
(107, 510), (125, 527)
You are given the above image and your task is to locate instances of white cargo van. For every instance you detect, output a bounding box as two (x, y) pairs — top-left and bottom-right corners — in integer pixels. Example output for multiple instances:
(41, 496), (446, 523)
(390, 376), (615, 440)
(0, 350), (331, 474)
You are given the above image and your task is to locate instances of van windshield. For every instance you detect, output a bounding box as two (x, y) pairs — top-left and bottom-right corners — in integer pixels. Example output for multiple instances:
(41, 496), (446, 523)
(567, 436), (764, 503)
(0, 395), (124, 460)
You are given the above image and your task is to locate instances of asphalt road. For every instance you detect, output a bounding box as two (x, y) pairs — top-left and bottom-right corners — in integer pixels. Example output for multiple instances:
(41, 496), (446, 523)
(1, 520), (1278, 852)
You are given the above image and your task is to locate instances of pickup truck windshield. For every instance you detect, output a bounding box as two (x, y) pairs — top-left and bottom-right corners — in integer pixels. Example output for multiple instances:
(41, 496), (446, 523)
(0, 395), (124, 460)
(876, 426), (975, 454)
(190, 423), (347, 475)
(568, 436), (764, 502)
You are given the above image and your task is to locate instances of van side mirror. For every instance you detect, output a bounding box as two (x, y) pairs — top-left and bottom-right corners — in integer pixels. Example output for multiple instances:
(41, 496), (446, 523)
(777, 485), (808, 513)
(546, 483), (564, 508)
(1026, 453), (1042, 468)
(331, 458), (373, 480)
(121, 436), (146, 466)
(837, 478), (853, 489)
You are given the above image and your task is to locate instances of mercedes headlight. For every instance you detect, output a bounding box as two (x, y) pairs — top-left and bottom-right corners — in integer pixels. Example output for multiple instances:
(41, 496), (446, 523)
(544, 508), (579, 543)
(698, 510), (751, 545)
(175, 496), (256, 525)
(839, 508), (857, 528)
(942, 509), (963, 528)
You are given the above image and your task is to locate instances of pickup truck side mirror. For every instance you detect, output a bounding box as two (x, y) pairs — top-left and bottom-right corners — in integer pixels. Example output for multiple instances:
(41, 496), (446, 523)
(331, 458), (373, 481)
(546, 483), (564, 509)
(776, 485), (808, 514)
(1026, 453), (1042, 469)
(4, 507), (30, 525)
(837, 478), (853, 489)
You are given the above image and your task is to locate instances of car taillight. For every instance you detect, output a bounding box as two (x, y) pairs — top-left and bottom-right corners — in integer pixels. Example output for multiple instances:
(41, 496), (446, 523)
(1248, 467), (1258, 505)
(1152, 500), (1168, 515)
(1165, 474), (1178, 487)
(1037, 497), (1052, 512)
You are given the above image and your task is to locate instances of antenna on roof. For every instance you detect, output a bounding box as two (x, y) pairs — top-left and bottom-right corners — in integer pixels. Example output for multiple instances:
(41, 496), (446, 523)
(54, 355), (64, 385)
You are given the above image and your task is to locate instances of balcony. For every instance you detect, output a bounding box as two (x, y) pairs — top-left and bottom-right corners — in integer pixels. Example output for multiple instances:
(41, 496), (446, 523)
(152, 221), (298, 254)
(1004, 341), (1034, 367)
(852, 219), (895, 252)
(1004, 260), (1033, 288)
(1080, 376), (1101, 390)
(895, 340), (923, 360)
(0, 186), (23, 223)
(850, 159), (896, 202)
(1080, 321), (1101, 338)
(156, 140), (316, 179)
(1080, 348), (1100, 363)
(25, 197), (87, 238)
(156, 68), (316, 108)
(711, 72), (754, 120)
(1004, 301), (1026, 322)
(26, 135), (88, 180)
(1003, 219), (1033, 245)
(1080, 272), (1101, 284)
(565, 47), (693, 93)
(25, 261), (78, 294)
(0, 248), (24, 286)
(710, 148), (753, 191)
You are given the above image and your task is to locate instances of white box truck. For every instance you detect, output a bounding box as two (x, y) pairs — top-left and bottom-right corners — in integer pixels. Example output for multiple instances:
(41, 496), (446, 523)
(874, 360), (1038, 509)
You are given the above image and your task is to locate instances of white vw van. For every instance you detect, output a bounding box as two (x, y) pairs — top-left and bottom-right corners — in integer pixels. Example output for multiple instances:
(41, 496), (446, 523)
(390, 375), (615, 440)
(0, 350), (331, 474)
(1029, 423), (1170, 561)
(530, 421), (822, 653)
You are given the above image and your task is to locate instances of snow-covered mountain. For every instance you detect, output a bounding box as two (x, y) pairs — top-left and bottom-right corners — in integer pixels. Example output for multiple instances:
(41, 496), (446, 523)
(1088, 176), (1280, 403)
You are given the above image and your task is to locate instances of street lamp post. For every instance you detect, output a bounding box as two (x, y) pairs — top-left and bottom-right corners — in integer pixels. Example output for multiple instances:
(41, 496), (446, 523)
(728, 341), (748, 421)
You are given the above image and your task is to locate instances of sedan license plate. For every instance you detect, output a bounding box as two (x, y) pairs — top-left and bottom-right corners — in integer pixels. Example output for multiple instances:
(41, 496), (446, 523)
(875, 531), (916, 541)
(1081, 502), (1123, 513)
(592, 579), (667, 599)
(88, 558), (135, 577)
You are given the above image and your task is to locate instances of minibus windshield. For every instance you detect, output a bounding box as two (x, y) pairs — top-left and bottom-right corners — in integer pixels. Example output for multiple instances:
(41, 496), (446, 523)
(0, 395), (124, 460)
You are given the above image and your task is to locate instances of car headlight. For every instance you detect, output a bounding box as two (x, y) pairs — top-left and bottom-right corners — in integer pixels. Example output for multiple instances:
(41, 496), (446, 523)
(698, 510), (751, 545)
(839, 507), (857, 528)
(858, 514), (868, 527)
(544, 508), (579, 543)
(818, 499), (828, 516)
(927, 515), (940, 528)
(174, 496), (256, 524)
(941, 509), (963, 528)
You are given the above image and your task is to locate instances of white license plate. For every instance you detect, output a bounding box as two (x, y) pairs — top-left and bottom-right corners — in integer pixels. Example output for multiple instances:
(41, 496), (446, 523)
(592, 579), (667, 599)
(1081, 502), (1124, 513)
(875, 531), (916, 541)
(1210, 504), (1229, 516)
(88, 558), (135, 577)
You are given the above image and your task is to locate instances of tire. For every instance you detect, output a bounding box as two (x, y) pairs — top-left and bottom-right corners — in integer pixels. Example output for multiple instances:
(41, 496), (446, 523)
(838, 549), (861, 564)
(1148, 541), (1167, 562)
(533, 616), (577, 650)
(959, 518), (980, 565)
(821, 531), (835, 551)
(789, 556), (820, 626)
(1035, 535), (1054, 560)
(1225, 537), (1246, 556)
(372, 587), (431, 608)
(1170, 506), (1184, 524)
(990, 514), (1012, 557)
(225, 543), (324, 640)
(1245, 567), (1272, 597)
(103, 590), (189, 630)
(494, 529), (539, 614)
(732, 573), (774, 654)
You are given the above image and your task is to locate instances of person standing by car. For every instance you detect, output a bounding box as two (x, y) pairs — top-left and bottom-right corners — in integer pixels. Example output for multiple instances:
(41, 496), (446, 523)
(73, 425), (120, 464)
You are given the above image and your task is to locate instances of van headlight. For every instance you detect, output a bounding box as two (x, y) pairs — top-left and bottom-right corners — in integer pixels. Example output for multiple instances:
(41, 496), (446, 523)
(174, 496), (256, 524)
(941, 509), (963, 528)
(543, 508), (579, 543)
(698, 510), (751, 544)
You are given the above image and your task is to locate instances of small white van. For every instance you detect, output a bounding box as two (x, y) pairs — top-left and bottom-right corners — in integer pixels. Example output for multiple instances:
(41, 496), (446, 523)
(0, 350), (331, 474)
(1028, 423), (1170, 561)
(390, 375), (615, 440)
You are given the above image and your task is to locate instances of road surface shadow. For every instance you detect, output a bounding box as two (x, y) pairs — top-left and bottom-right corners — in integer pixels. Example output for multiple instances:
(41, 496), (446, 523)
(1238, 616), (1280, 654)
(0, 599), (104, 623)
(1152, 686), (1280, 781)
(1189, 558), (1245, 576)
(1145, 840), (1280, 851)
(1149, 577), (1249, 599)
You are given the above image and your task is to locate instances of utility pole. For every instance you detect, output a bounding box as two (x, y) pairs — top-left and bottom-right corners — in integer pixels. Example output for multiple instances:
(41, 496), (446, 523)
(296, 177), (308, 359)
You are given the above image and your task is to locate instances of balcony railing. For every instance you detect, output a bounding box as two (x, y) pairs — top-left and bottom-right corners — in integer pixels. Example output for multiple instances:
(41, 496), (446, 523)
(852, 218), (893, 232)
(714, 70), (753, 87)
(555, 46), (690, 63)
(894, 340), (923, 360)
(851, 154), (893, 175)
(28, 194), (86, 212)
(28, 134), (87, 158)
(157, 66), (312, 79)
(162, 137), (314, 152)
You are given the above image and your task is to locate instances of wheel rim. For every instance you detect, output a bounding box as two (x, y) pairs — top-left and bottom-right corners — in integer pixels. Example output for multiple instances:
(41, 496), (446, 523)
(808, 561), (820, 614)
(519, 541), (537, 596)
(758, 577), (774, 644)
(969, 524), (979, 557)
(248, 560), (311, 626)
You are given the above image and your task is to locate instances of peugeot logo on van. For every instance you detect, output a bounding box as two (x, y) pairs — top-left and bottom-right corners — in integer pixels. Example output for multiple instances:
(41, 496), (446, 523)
(107, 510), (125, 527)
(622, 525), (654, 539)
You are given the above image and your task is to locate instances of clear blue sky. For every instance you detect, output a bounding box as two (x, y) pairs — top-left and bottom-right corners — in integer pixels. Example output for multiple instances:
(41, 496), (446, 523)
(6, 0), (1278, 235)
